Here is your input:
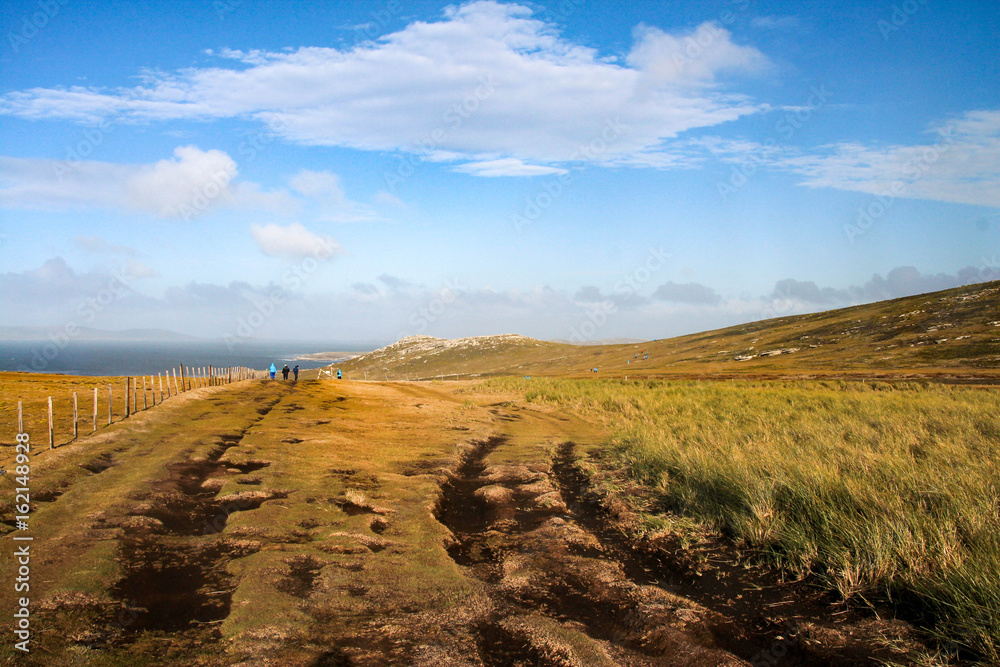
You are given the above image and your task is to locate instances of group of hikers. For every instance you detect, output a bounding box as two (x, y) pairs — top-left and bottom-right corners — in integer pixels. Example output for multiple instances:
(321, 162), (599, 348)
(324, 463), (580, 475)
(267, 363), (341, 380)
(268, 363), (298, 380)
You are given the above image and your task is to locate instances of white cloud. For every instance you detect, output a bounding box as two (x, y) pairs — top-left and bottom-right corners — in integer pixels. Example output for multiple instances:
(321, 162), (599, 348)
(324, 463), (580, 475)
(0, 146), (295, 218)
(0, 2), (770, 170)
(453, 158), (568, 177)
(250, 222), (343, 259)
(626, 22), (770, 87)
(125, 146), (238, 216)
(775, 110), (1000, 207)
(73, 236), (139, 256)
(751, 15), (803, 31)
(373, 191), (406, 207)
(124, 260), (159, 279)
(289, 169), (377, 222)
(664, 110), (1000, 208)
(289, 170), (346, 201)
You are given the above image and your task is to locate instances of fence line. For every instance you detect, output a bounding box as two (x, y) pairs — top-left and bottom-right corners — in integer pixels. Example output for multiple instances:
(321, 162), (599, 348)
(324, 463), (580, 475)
(11, 365), (263, 449)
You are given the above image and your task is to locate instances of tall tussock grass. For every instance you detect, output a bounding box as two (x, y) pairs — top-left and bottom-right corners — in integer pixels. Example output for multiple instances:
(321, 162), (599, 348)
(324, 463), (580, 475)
(486, 377), (1000, 661)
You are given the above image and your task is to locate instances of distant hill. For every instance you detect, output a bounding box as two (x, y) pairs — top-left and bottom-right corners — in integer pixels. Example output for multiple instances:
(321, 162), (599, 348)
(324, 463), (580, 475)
(336, 281), (1000, 381)
(0, 327), (200, 342)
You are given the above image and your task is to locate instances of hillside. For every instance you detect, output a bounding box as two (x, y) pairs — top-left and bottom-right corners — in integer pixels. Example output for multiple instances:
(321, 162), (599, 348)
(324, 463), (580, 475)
(335, 281), (1000, 381)
(334, 333), (572, 380)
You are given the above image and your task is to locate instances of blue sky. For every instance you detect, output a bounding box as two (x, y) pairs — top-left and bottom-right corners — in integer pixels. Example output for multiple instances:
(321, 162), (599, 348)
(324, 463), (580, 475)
(1, 0), (998, 345)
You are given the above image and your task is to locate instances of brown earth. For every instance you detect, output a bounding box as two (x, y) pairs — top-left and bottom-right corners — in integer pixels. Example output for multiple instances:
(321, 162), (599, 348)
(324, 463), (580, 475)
(0, 377), (945, 665)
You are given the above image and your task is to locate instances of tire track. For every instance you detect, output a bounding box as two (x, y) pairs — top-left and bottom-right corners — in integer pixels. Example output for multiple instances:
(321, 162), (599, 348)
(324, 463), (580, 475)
(434, 437), (747, 667)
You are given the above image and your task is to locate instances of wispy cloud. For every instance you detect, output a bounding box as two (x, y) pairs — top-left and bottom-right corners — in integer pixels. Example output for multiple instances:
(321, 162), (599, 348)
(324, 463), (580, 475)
(453, 158), (568, 177)
(0, 148), (393, 223)
(653, 281), (723, 305)
(663, 110), (1000, 208)
(72, 236), (139, 257)
(250, 222), (343, 259)
(774, 110), (1000, 207)
(751, 15), (803, 31)
(0, 1), (771, 172)
(0, 146), (295, 218)
(288, 169), (377, 222)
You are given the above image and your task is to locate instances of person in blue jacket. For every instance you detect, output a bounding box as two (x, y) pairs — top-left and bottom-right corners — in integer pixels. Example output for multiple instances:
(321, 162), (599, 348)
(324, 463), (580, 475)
(269, 362), (277, 379)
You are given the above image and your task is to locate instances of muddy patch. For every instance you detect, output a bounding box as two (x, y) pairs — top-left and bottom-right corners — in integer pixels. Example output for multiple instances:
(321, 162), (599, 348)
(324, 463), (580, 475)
(111, 537), (259, 634)
(277, 554), (326, 599)
(81, 452), (119, 474)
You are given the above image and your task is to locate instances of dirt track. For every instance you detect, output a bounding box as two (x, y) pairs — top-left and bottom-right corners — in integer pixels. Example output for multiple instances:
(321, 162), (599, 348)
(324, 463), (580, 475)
(1, 379), (937, 665)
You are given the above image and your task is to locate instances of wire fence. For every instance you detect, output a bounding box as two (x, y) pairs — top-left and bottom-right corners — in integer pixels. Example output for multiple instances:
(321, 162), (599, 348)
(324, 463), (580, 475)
(8, 364), (266, 449)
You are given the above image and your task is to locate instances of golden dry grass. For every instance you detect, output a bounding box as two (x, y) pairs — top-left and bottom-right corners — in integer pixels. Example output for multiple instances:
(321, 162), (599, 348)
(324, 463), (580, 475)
(484, 376), (1000, 661)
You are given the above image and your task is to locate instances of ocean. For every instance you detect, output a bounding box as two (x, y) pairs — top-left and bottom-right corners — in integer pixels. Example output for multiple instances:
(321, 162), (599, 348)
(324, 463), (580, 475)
(0, 340), (375, 377)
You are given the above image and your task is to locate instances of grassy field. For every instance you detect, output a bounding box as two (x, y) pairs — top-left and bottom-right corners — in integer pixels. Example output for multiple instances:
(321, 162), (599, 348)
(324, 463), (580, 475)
(482, 377), (1000, 662)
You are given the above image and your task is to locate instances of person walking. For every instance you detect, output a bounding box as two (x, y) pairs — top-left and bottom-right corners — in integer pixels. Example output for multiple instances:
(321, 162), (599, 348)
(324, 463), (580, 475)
(269, 362), (277, 380)
(282, 364), (290, 380)
(293, 365), (299, 381)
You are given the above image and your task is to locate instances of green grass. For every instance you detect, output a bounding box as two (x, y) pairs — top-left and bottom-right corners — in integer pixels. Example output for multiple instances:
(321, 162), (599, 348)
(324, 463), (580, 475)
(483, 377), (1000, 662)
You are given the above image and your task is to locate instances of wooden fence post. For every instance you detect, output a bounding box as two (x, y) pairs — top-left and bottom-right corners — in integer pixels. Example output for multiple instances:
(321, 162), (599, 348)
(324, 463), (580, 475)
(48, 396), (54, 448)
(73, 392), (79, 439)
(133, 377), (138, 413)
(159, 373), (164, 401)
(108, 384), (113, 425)
(209, 365), (214, 386)
(125, 377), (131, 418)
(17, 400), (23, 434)
(172, 368), (179, 395)
(92, 388), (98, 432)
(180, 364), (186, 392)
(143, 377), (148, 410)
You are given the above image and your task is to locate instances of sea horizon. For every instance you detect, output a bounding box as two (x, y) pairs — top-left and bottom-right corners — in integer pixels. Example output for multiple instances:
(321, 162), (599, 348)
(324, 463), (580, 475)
(0, 339), (382, 377)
